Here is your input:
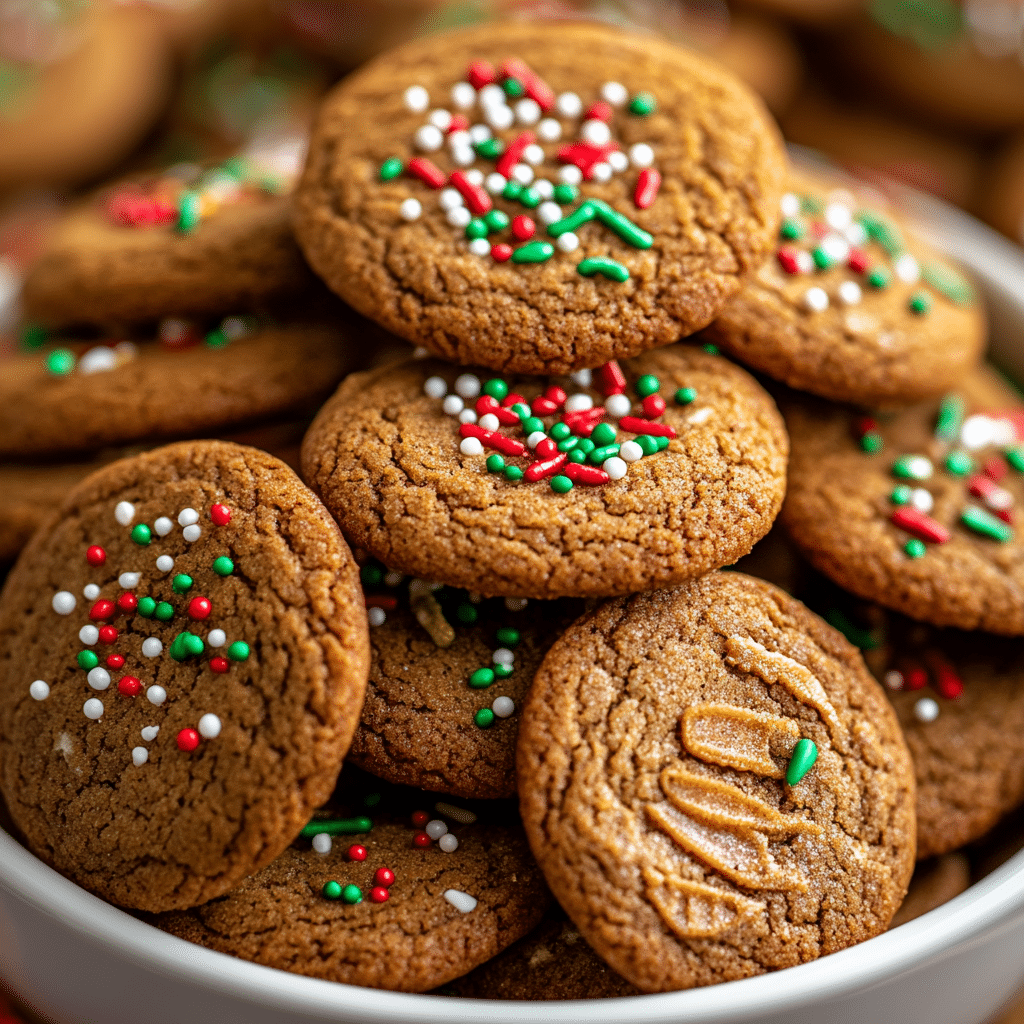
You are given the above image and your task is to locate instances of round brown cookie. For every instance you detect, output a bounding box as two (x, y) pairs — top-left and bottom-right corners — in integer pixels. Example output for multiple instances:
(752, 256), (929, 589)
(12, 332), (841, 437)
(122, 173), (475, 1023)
(293, 20), (785, 375)
(890, 853), (970, 927)
(782, 366), (1024, 634)
(153, 804), (550, 991)
(979, 133), (1024, 247)
(0, 320), (356, 459)
(302, 345), (788, 599)
(517, 571), (916, 993)
(442, 908), (639, 999)
(0, 440), (370, 911)
(351, 574), (583, 799)
(704, 164), (985, 408)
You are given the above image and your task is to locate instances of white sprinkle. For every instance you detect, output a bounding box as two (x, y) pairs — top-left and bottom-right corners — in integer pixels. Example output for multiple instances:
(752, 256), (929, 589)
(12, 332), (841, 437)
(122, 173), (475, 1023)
(142, 638), (163, 658)
(605, 394), (632, 418)
(884, 670), (904, 691)
(428, 108), (452, 131)
(511, 163), (534, 185)
(114, 501), (135, 526)
(312, 833), (332, 855)
(620, 440), (643, 463)
(558, 164), (582, 185)
(131, 747), (148, 767)
(151, 516), (171, 537)
(825, 201), (852, 230)
(178, 508), (199, 527)
(485, 104), (514, 130)
(538, 117), (561, 141)
(183, 525), (201, 543)
(448, 129), (471, 149)
(903, 456), (934, 480)
(492, 695), (515, 718)
(425, 819), (448, 840)
(571, 369), (592, 387)
(516, 98), (541, 125)
(688, 407), (713, 426)
(485, 172), (507, 194)
(414, 124), (443, 152)
(492, 648), (515, 666)
(83, 698), (104, 720)
(961, 415), (996, 450)
(368, 607), (386, 627)
(198, 713), (222, 739)
(468, 237), (491, 256)
(447, 206), (472, 228)
(384, 571), (403, 587)
(478, 413), (500, 431)
(845, 221), (868, 246)
(146, 685), (166, 705)
(537, 202), (562, 225)
(533, 179), (554, 199)
(87, 668), (111, 691)
(590, 162), (612, 183)
(910, 488), (934, 513)
(526, 430), (547, 449)
(895, 253), (921, 283)
(438, 833), (459, 853)
(156, 555), (174, 572)
(478, 84), (505, 107)
(455, 373), (481, 399)
(795, 250), (815, 274)
(442, 395), (464, 416)
(820, 233), (850, 264)
(914, 697), (940, 723)
(629, 143), (654, 168)
(582, 119), (611, 146)
(83, 584), (100, 600)
(435, 801), (478, 824)
(206, 629), (226, 648)
(460, 437), (484, 456)
(52, 591), (76, 615)
(400, 198), (422, 222)
(603, 456), (628, 480)
(118, 572), (140, 589)
(780, 192), (800, 217)
(838, 281), (862, 306)
(601, 81), (628, 106)
(412, 346), (430, 358)
(440, 188), (464, 211)
(556, 232), (579, 253)
(29, 680), (50, 701)
(404, 85), (429, 113)
(565, 394), (594, 413)
(78, 346), (116, 375)
(803, 287), (829, 312)
(444, 889), (478, 913)
(141, 726), (160, 741)
(504, 597), (528, 612)
(523, 143), (544, 166)
(220, 316), (248, 340)
(556, 91), (582, 117)
(458, 409), (478, 425)
(469, 123), (492, 144)
(608, 151), (629, 173)
(463, 169), (482, 187)
(451, 81), (475, 109)
(451, 144), (475, 167)
(424, 375), (447, 399)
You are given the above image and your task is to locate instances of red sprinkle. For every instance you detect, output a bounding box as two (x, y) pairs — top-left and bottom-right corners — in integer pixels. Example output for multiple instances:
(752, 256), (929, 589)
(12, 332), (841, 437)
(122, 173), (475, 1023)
(491, 243), (513, 262)
(777, 246), (802, 275)
(985, 456), (1009, 481)
(642, 394), (667, 419)
(374, 867), (396, 887)
(89, 599), (116, 621)
(348, 844), (367, 861)
(449, 169), (492, 215)
(563, 463), (610, 486)
(116, 592), (138, 613)
(118, 676), (141, 697)
(597, 361), (627, 396)
(532, 386), (566, 416)
(512, 215), (535, 240)
(460, 423), (526, 457)
(997, 508), (1015, 524)
(562, 407), (606, 436)
(176, 728), (200, 753)
(407, 157), (447, 189)
(903, 665), (928, 690)
(496, 131), (536, 179)
(852, 416), (877, 438)
(848, 249), (870, 274)
(447, 113), (469, 134)
(474, 395), (520, 425)
(557, 142), (619, 178)
(411, 810), (430, 827)
(500, 58), (555, 111)
(365, 595), (398, 610)
(933, 662), (964, 699)
(585, 100), (613, 121)
(809, 219), (828, 239)
(413, 831), (432, 848)
(98, 625), (118, 644)
(86, 545), (106, 567)
(210, 503), (232, 526)
(969, 475), (998, 501)
(535, 437), (558, 459)
(188, 596), (212, 620)
(106, 654), (124, 670)
(634, 168), (661, 210)
(210, 656), (229, 673)
(467, 60), (496, 88)
(369, 886), (390, 903)
(524, 454), (568, 482)
(619, 417), (676, 438)
(502, 392), (527, 408)
(890, 507), (950, 544)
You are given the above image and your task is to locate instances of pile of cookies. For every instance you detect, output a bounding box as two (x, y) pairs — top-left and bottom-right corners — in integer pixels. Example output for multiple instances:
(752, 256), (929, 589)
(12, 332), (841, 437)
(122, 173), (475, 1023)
(1, 14), (1020, 1003)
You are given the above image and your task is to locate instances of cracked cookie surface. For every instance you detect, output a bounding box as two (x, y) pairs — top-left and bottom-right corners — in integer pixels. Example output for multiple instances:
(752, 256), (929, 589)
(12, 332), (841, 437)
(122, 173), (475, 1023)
(0, 440), (369, 912)
(517, 572), (915, 992)
(292, 20), (785, 374)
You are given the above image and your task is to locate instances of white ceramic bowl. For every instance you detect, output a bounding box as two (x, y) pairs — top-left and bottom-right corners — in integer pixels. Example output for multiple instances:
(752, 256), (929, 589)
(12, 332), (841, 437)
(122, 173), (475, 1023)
(5, 174), (1024, 1024)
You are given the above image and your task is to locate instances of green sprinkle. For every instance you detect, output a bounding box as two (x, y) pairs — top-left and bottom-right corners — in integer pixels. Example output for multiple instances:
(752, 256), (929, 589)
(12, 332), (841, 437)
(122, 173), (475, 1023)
(177, 191), (201, 233)
(867, 267), (891, 289)
(493, 663), (513, 678)
(568, 449), (587, 463)
(922, 261), (974, 305)
(456, 602), (478, 624)
(908, 291), (932, 315)
(785, 738), (818, 786)
(171, 574), (193, 594)
(486, 454), (505, 473)
(511, 403), (531, 420)
(483, 378), (508, 401)
(322, 881), (343, 900)
(519, 187), (541, 208)
(588, 422), (615, 447)
(1007, 447), (1024, 473)
(800, 194), (823, 215)
(945, 450), (973, 476)
(825, 609), (878, 649)
(812, 247), (833, 270)
(589, 199), (652, 248)
(484, 209), (509, 232)
(557, 437), (579, 453)
(170, 631), (204, 660)
(363, 792), (381, 807)
(636, 435), (659, 456)
(576, 438), (595, 455)
(474, 708), (496, 728)
(675, 387), (697, 405)
(496, 627), (520, 647)
(154, 601), (174, 622)
(300, 817), (372, 837)
(905, 538), (927, 558)
(857, 210), (904, 257)
(550, 422), (571, 441)
(475, 137), (504, 159)
(502, 180), (523, 201)
(892, 454), (933, 481)
(589, 444), (620, 464)
(379, 157), (403, 181)
(77, 650), (98, 671)
(961, 505), (1013, 543)
(577, 256), (630, 282)
(629, 91), (657, 115)
(205, 329), (228, 349)
(656, 435), (670, 451)
(935, 393), (965, 441)
(779, 219), (803, 241)
(522, 416), (544, 435)
(360, 564), (383, 586)
(45, 348), (75, 376)
(469, 667), (495, 688)
(511, 240), (553, 262)
(131, 524), (152, 546)
(342, 884), (363, 904)
(137, 596), (156, 618)
(504, 465), (524, 482)
(550, 475), (573, 493)
(635, 375), (660, 398)
(553, 182), (578, 204)
(466, 218), (488, 240)
(891, 485), (913, 505)
(227, 641), (250, 661)
(860, 431), (884, 454)
(212, 556), (234, 576)
(20, 324), (48, 351)
(503, 76), (524, 97)
(547, 200), (597, 236)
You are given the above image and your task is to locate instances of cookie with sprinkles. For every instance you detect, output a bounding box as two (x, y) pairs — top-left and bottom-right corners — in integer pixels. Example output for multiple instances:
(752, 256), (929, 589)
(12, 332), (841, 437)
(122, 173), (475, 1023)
(153, 799), (550, 991)
(292, 20), (786, 374)
(704, 164), (985, 407)
(517, 571), (916, 993)
(782, 365), (1024, 634)
(0, 440), (370, 911)
(301, 345), (788, 599)
(351, 570), (582, 799)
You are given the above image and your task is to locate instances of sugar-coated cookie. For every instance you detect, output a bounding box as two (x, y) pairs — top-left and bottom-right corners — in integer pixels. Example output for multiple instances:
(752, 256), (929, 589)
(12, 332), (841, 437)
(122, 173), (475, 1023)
(302, 345), (788, 599)
(0, 441), (370, 911)
(293, 20), (785, 374)
(517, 572), (916, 992)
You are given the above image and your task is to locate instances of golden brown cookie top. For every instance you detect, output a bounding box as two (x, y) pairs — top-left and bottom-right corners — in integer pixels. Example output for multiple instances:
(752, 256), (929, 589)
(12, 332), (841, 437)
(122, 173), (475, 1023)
(706, 164), (985, 407)
(293, 20), (786, 374)
(517, 572), (916, 993)
(0, 441), (370, 912)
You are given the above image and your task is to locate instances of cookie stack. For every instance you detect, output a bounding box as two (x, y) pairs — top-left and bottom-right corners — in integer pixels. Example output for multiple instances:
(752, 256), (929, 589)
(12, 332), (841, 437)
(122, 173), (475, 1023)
(0, 15), (1005, 1004)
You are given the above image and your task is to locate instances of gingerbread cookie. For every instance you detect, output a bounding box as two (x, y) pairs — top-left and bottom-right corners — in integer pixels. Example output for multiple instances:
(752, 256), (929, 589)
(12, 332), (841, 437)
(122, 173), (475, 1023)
(891, 853), (970, 927)
(518, 571), (916, 992)
(0, 319), (355, 458)
(0, 441), (370, 911)
(704, 164), (985, 407)
(351, 570), (582, 799)
(154, 795), (549, 991)
(783, 366), (1024, 634)
(293, 20), (785, 374)
(302, 345), (788, 599)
